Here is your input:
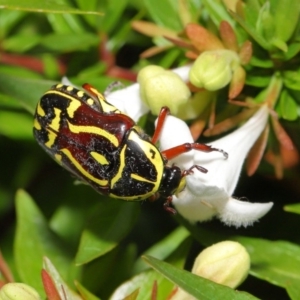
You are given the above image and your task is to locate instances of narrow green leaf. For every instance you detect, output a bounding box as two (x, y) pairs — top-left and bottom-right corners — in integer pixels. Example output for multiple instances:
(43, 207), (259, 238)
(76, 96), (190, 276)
(246, 75), (271, 87)
(0, 10), (26, 39)
(144, 0), (182, 31)
(270, 0), (300, 42)
(234, 237), (300, 296)
(110, 269), (173, 300)
(0, 0), (103, 15)
(250, 56), (273, 68)
(41, 33), (99, 52)
(283, 70), (300, 90)
(142, 255), (259, 300)
(0, 111), (33, 140)
(201, 0), (234, 27)
(286, 279), (300, 300)
(46, 13), (85, 34)
(75, 200), (139, 265)
(14, 190), (74, 297)
(0, 73), (57, 114)
(284, 203), (300, 214)
(279, 89), (298, 121)
(229, 10), (271, 50)
(284, 42), (300, 60)
(242, 0), (261, 29)
(133, 226), (190, 273)
(2, 34), (41, 52)
(43, 257), (82, 300)
(101, 0), (128, 32)
(75, 281), (101, 300)
(74, 0), (98, 27)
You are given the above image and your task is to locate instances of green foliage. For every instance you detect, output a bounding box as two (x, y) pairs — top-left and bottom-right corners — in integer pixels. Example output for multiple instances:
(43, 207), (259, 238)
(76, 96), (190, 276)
(0, 0), (300, 299)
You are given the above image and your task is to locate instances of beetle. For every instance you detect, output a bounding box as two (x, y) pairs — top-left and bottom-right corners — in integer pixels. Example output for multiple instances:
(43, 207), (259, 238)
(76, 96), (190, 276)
(33, 83), (227, 213)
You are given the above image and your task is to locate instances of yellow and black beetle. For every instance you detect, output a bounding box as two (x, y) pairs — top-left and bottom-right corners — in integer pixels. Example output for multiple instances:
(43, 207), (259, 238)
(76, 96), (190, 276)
(33, 83), (227, 213)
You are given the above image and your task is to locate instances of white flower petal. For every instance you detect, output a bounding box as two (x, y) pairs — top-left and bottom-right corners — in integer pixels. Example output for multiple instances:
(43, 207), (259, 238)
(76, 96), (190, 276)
(157, 115), (195, 169)
(217, 197), (273, 227)
(172, 193), (217, 223)
(106, 83), (149, 122)
(193, 105), (269, 195)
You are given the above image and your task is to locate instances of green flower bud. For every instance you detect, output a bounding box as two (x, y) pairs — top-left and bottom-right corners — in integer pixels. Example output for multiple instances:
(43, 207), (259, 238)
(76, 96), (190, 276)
(192, 241), (250, 288)
(0, 283), (41, 300)
(138, 65), (191, 115)
(189, 50), (240, 91)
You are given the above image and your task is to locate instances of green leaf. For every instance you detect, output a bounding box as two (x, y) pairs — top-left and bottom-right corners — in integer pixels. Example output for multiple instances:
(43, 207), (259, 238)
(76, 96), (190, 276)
(284, 203), (300, 214)
(0, 0), (103, 15)
(133, 226), (190, 273)
(14, 190), (75, 297)
(283, 70), (300, 90)
(246, 75), (271, 87)
(201, 0), (235, 28)
(143, 0), (183, 31)
(279, 89), (298, 120)
(75, 281), (101, 300)
(101, 0), (128, 33)
(2, 34), (41, 52)
(41, 33), (99, 52)
(250, 56), (273, 68)
(0, 10), (26, 39)
(270, 0), (300, 42)
(142, 255), (259, 300)
(46, 13), (85, 34)
(75, 200), (139, 265)
(229, 10), (271, 50)
(0, 111), (33, 140)
(0, 73), (57, 114)
(43, 257), (82, 300)
(242, 0), (261, 29)
(284, 42), (300, 60)
(74, 0), (98, 28)
(110, 269), (173, 300)
(234, 237), (300, 299)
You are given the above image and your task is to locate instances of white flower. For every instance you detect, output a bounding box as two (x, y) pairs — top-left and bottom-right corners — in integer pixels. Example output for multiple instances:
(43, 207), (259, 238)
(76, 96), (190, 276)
(70, 65), (273, 227)
(158, 103), (273, 227)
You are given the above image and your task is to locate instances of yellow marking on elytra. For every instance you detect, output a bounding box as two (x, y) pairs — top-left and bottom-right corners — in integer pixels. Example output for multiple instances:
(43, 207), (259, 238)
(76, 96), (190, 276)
(60, 148), (108, 186)
(67, 86), (74, 91)
(110, 145), (126, 189)
(87, 98), (94, 106)
(130, 173), (154, 184)
(44, 90), (82, 118)
(67, 121), (119, 147)
(48, 107), (61, 131)
(90, 152), (109, 165)
(56, 84), (63, 89)
(45, 130), (57, 148)
(67, 98), (81, 118)
(34, 118), (41, 130)
(100, 100), (121, 114)
(127, 129), (163, 192)
(37, 102), (45, 117)
(77, 91), (84, 98)
(54, 153), (63, 165)
(55, 153), (62, 161)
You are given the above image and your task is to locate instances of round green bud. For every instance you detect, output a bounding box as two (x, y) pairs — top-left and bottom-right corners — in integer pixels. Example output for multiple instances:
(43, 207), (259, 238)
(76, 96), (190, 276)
(138, 65), (191, 115)
(192, 241), (250, 288)
(189, 50), (240, 91)
(0, 283), (41, 300)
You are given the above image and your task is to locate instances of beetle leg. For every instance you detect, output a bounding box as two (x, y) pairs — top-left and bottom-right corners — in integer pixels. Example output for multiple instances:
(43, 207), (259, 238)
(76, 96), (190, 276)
(182, 165), (208, 176)
(151, 107), (170, 144)
(161, 143), (228, 160)
(163, 196), (177, 214)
